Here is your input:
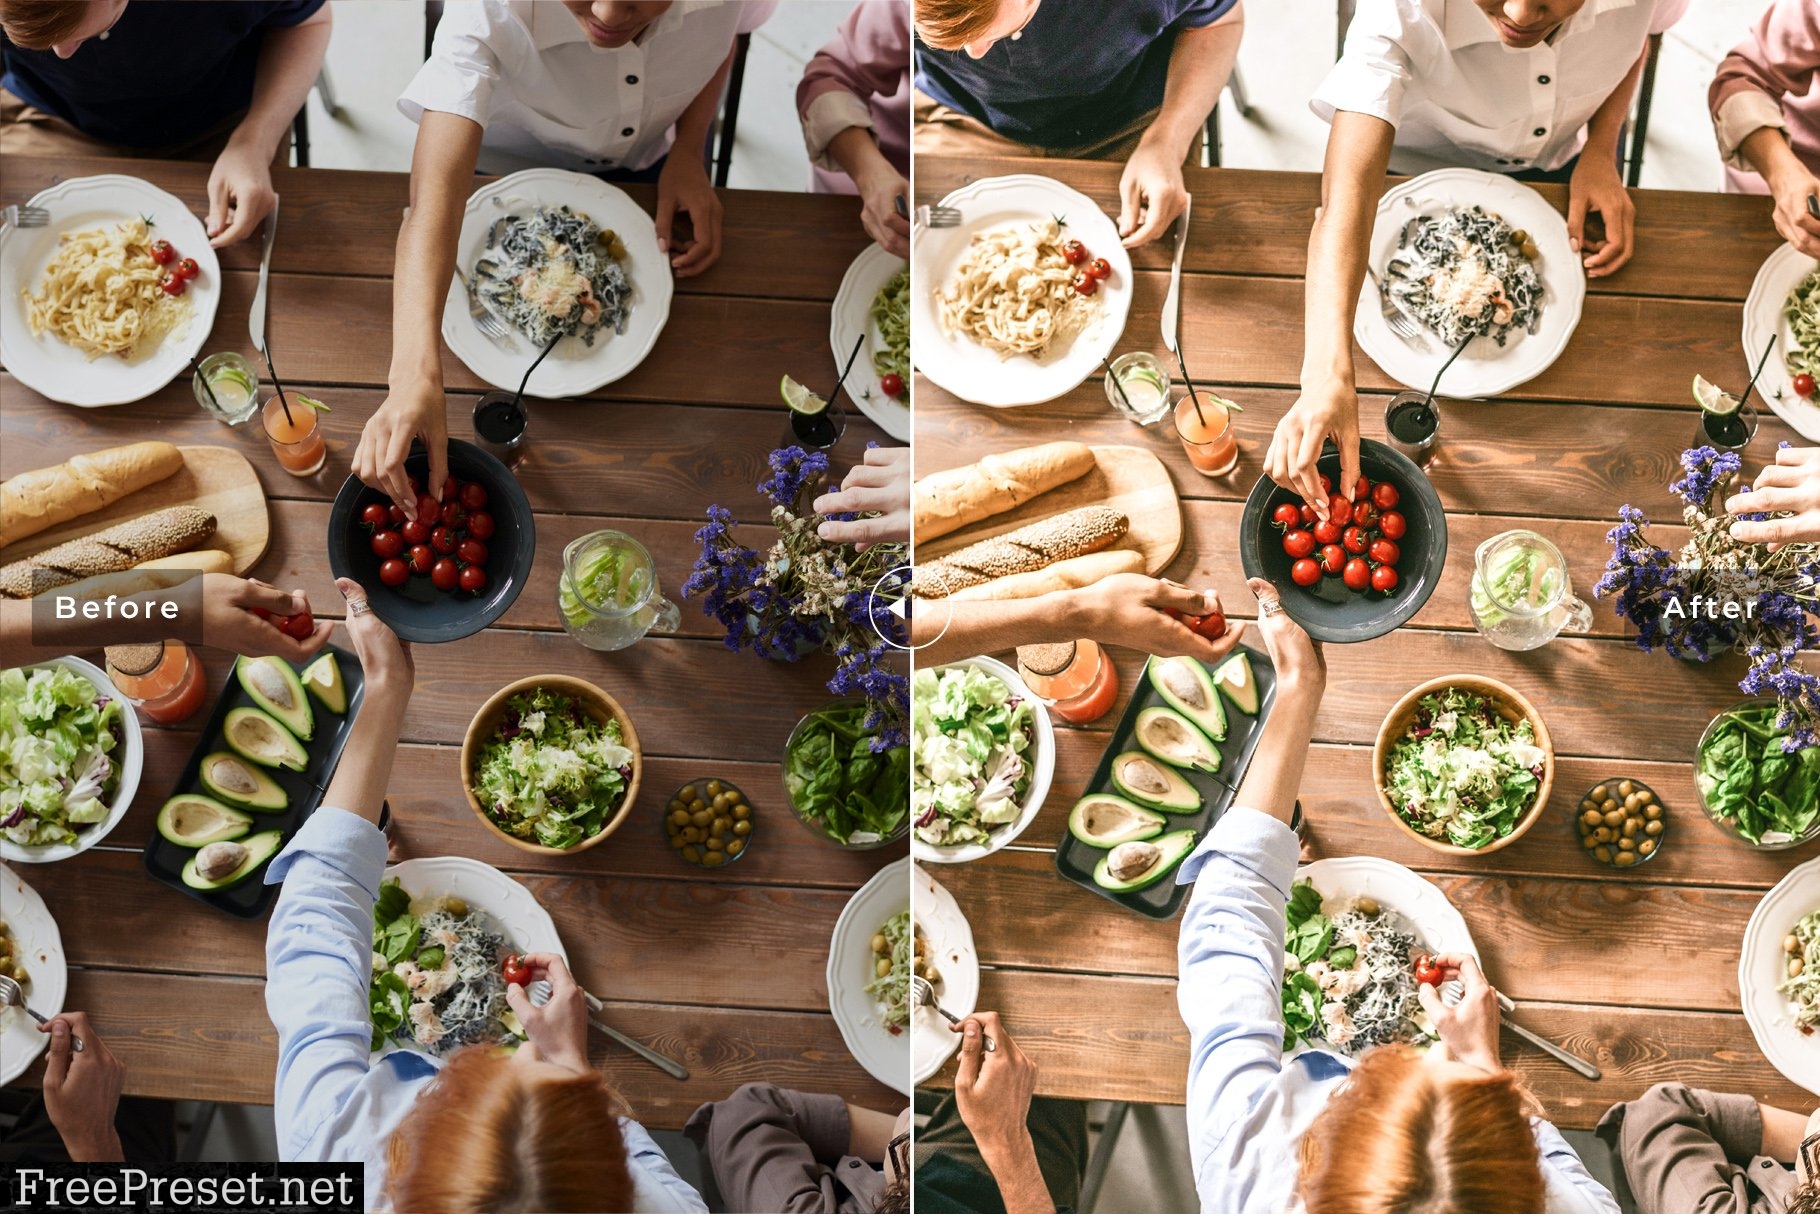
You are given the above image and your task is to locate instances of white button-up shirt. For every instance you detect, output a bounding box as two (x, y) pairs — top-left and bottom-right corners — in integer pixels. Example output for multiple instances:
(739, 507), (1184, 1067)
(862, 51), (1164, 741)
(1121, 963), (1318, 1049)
(1312, 0), (1688, 175)
(400, 0), (768, 176)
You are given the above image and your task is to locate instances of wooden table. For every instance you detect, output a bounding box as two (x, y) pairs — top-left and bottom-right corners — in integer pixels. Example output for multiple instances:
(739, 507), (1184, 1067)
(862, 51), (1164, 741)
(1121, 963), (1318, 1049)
(915, 155), (1815, 1129)
(1, 157), (907, 1127)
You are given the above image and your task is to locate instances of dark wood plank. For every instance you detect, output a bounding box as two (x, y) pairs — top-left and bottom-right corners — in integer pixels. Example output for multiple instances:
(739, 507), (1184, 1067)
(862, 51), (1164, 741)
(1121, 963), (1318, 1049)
(912, 156), (1781, 302)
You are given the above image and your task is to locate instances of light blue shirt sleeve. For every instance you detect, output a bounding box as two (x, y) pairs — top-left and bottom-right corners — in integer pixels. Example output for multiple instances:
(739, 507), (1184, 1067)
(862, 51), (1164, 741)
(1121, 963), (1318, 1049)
(1175, 806), (1302, 1191)
(1535, 1118), (1624, 1214)
(264, 806), (390, 1160)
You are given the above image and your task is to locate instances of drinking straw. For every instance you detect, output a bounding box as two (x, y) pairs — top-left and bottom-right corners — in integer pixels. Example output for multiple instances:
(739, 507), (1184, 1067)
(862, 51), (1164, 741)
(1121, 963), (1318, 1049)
(188, 355), (223, 413)
(513, 333), (564, 416)
(259, 338), (295, 428)
(830, 332), (865, 407)
(1100, 355), (1136, 413)
(1739, 333), (1778, 411)
(1171, 340), (1207, 427)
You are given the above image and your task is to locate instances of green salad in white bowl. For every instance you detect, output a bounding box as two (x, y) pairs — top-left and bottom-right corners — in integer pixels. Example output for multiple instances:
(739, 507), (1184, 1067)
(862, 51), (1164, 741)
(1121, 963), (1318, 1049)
(910, 656), (1052, 864)
(0, 657), (142, 863)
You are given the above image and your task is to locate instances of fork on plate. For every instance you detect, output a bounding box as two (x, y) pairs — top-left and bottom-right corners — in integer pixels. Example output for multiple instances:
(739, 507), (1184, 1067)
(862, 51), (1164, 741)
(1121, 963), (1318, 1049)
(1367, 267), (1431, 350)
(910, 974), (995, 1052)
(914, 204), (963, 230)
(454, 267), (516, 347)
(2, 204), (49, 229)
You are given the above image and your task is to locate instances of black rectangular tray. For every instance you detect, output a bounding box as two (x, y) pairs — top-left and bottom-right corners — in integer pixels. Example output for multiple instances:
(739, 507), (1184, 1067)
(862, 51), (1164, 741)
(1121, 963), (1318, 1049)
(142, 645), (365, 919)
(1054, 644), (1278, 919)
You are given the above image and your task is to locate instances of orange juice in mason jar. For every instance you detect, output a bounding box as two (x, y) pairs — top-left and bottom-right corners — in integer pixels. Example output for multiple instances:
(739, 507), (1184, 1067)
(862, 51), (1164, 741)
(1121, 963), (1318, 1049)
(263, 392), (327, 476)
(1174, 390), (1240, 477)
(1017, 640), (1120, 725)
(106, 641), (207, 725)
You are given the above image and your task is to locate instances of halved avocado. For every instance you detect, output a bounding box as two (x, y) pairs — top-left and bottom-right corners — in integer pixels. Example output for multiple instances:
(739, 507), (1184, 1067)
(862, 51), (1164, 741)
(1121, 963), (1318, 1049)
(1092, 830), (1197, 892)
(1108, 751), (1201, 813)
(300, 652), (346, 715)
(236, 655), (314, 741)
(1214, 652), (1260, 716)
(181, 830), (283, 891)
(1068, 794), (1167, 848)
(1146, 655), (1225, 742)
(1133, 707), (1221, 773)
(199, 751), (288, 811)
(223, 707), (309, 771)
(156, 793), (252, 847)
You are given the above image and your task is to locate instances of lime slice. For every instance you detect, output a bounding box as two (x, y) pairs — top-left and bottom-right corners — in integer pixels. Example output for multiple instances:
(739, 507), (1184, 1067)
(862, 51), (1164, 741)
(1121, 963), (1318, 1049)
(1122, 366), (1165, 395)
(294, 393), (331, 414)
(209, 366), (255, 395)
(1692, 374), (1739, 415)
(780, 375), (827, 415)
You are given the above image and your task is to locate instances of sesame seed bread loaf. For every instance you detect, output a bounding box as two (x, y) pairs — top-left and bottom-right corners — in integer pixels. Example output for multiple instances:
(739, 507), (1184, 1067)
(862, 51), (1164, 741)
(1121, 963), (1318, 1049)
(0, 505), (216, 598)
(913, 442), (1096, 543)
(0, 441), (184, 548)
(912, 506), (1128, 597)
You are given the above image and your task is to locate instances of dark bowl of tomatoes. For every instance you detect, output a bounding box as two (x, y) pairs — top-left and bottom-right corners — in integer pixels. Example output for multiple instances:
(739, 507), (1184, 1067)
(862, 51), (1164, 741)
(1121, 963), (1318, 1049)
(326, 439), (535, 643)
(1238, 438), (1446, 644)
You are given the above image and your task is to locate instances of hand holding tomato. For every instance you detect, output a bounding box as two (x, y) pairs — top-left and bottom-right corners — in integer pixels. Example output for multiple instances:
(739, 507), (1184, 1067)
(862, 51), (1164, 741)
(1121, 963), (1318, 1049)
(202, 575), (332, 662)
(501, 952), (590, 1076)
(1265, 380), (1361, 527)
(1076, 574), (1245, 665)
(1415, 953), (1504, 1076)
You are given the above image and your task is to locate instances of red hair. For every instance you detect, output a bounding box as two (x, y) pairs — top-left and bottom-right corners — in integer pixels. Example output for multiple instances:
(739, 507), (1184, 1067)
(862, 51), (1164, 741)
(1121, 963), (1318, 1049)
(913, 0), (1002, 50)
(387, 1048), (636, 1213)
(1298, 1047), (1547, 1214)
(0, 1), (90, 47)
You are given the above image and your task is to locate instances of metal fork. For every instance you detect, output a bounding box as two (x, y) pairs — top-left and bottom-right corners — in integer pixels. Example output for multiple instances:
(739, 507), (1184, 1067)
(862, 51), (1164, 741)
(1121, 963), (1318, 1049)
(525, 979), (689, 1079)
(910, 975), (995, 1052)
(2, 204), (49, 229)
(454, 267), (516, 348)
(1367, 267), (1432, 349)
(0, 974), (82, 1051)
(1439, 979), (1599, 1080)
(914, 204), (963, 229)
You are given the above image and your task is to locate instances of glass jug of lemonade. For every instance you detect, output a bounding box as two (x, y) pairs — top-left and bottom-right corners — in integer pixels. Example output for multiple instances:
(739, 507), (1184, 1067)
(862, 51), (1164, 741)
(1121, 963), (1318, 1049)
(558, 530), (682, 651)
(1469, 530), (1593, 651)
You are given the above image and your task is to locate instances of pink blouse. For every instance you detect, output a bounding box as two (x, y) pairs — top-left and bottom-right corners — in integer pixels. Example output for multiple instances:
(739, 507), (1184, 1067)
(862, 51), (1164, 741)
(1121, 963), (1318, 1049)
(1709, 0), (1820, 195)
(794, 0), (910, 195)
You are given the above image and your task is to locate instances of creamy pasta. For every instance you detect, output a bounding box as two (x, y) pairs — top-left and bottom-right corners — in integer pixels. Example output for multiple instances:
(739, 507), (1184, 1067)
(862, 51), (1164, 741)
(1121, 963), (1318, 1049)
(24, 219), (188, 360)
(936, 219), (1098, 360)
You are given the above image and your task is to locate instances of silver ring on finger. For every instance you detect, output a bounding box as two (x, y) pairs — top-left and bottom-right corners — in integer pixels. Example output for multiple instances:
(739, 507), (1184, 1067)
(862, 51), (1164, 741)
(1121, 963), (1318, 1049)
(347, 600), (371, 617)
(1259, 600), (1284, 618)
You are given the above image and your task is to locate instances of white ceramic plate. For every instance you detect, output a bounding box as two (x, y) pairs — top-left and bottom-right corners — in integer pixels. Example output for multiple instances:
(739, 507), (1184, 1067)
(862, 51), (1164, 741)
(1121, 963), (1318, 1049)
(0, 863), (66, 1086)
(442, 168), (675, 399)
(0, 175), (221, 407)
(1741, 856), (1820, 1096)
(0, 656), (142, 865)
(831, 243), (910, 441)
(911, 174), (1132, 408)
(376, 855), (566, 1057)
(911, 655), (1055, 865)
(828, 856), (912, 1096)
(1744, 243), (1820, 440)
(1358, 168), (1585, 399)
(912, 862), (979, 1086)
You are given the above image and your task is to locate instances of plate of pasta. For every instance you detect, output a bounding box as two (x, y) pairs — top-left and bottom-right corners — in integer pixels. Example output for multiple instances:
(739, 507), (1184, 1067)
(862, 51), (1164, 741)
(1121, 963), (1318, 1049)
(0, 175), (220, 407)
(911, 175), (1132, 408)
(1743, 243), (1820, 441)
(442, 167), (673, 400)
(830, 243), (910, 440)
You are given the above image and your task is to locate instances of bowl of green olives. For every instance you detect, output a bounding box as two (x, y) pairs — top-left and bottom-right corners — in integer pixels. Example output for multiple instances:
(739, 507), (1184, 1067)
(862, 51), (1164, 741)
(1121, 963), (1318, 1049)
(1573, 777), (1666, 868)
(662, 778), (754, 869)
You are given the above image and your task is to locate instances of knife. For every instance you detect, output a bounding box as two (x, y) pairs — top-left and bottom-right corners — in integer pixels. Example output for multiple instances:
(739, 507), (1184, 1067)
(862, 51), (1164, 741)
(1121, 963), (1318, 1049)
(1161, 194), (1193, 354)
(582, 988), (690, 1080)
(248, 195), (280, 356)
(1496, 992), (1601, 1080)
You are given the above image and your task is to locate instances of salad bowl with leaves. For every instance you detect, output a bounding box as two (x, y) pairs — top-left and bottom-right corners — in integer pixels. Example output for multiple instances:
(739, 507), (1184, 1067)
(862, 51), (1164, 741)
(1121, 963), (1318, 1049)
(910, 656), (1054, 865)
(1698, 698), (1820, 851)
(0, 656), (142, 864)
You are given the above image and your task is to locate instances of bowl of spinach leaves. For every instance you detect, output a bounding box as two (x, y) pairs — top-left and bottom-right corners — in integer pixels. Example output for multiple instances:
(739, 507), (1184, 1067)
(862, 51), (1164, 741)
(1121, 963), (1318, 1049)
(1697, 699), (1820, 851)
(783, 697), (910, 849)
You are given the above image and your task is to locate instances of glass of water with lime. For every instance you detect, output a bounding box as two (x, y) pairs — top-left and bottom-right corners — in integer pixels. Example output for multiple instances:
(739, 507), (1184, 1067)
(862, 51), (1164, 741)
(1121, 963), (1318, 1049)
(193, 353), (260, 424)
(559, 530), (683, 651)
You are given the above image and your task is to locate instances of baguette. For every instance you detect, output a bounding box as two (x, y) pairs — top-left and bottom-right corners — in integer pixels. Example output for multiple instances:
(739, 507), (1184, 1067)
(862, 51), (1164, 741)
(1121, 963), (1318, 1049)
(0, 506), (216, 598)
(913, 442), (1095, 542)
(0, 441), (184, 548)
(947, 549), (1145, 602)
(137, 549), (233, 575)
(912, 506), (1127, 597)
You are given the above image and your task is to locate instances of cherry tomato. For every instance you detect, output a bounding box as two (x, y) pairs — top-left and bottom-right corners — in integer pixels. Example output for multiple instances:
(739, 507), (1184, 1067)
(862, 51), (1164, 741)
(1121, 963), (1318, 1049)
(431, 526), (458, 555)
(457, 539), (489, 566)
(159, 272), (186, 296)
(1087, 257), (1112, 281)
(1369, 538), (1401, 565)
(1312, 519), (1342, 545)
(1797, 373), (1817, 399)
(1327, 494), (1353, 526)
(176, 257), (200, 281)
(880, 373), (905, 399)
(279, 609), (315, 640)
(1283, 529), (1316, 559)
(1342, 525), (1368, 555)
(250, 606), (273, 621)
(1318, 474), (1333, 495)
(441, 501), (468, 528)
(460, 481), (488, 510)
(1379, 511), (1407, 540)
(441, 475), (460, 502)
(1299, 504), (1318, 526)
(401, 518), (430, 545)
(149, 239), (176, 266)
(1071, 272), (1098, 297)
(1290, 558), (1322, 587)
(408, 544), (434, 574)
(360, 503), (389, 528)
(1352, 475), (1371, 502)
(1353, 501), (1379, 528)
(466, 511), (496, 541)
(1413, 954), (1443, 987)
(459, 565), (488, 593)
(1342, 557), (1370, 591)
(371, 530), (403, 559)
(387, 504), (408, 528)
(501, 954), (531, 987)
(1186, 608), (1227, 640)
(1319, 543), (1346, 574)
(1062, 239), (1088, 266)
(378, 558), (409, 587)
(1272, 503), (1302, 528)
(1371, 565), (1399, 593)
(415, 493), (440, 521)
(431, 558), (460, 591)
(1372, 482), (1400, 510)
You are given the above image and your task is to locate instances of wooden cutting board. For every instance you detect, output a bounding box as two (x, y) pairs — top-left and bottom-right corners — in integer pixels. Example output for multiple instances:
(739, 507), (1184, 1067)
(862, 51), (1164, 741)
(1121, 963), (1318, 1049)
(1, 445), (269, 574)
(918, 444), (1183, 574)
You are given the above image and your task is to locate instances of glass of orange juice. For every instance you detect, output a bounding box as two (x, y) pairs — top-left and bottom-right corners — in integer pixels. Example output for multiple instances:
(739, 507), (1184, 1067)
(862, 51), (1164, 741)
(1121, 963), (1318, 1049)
(1174, 390), (1239, 477)
(263, 392), (326, 476)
